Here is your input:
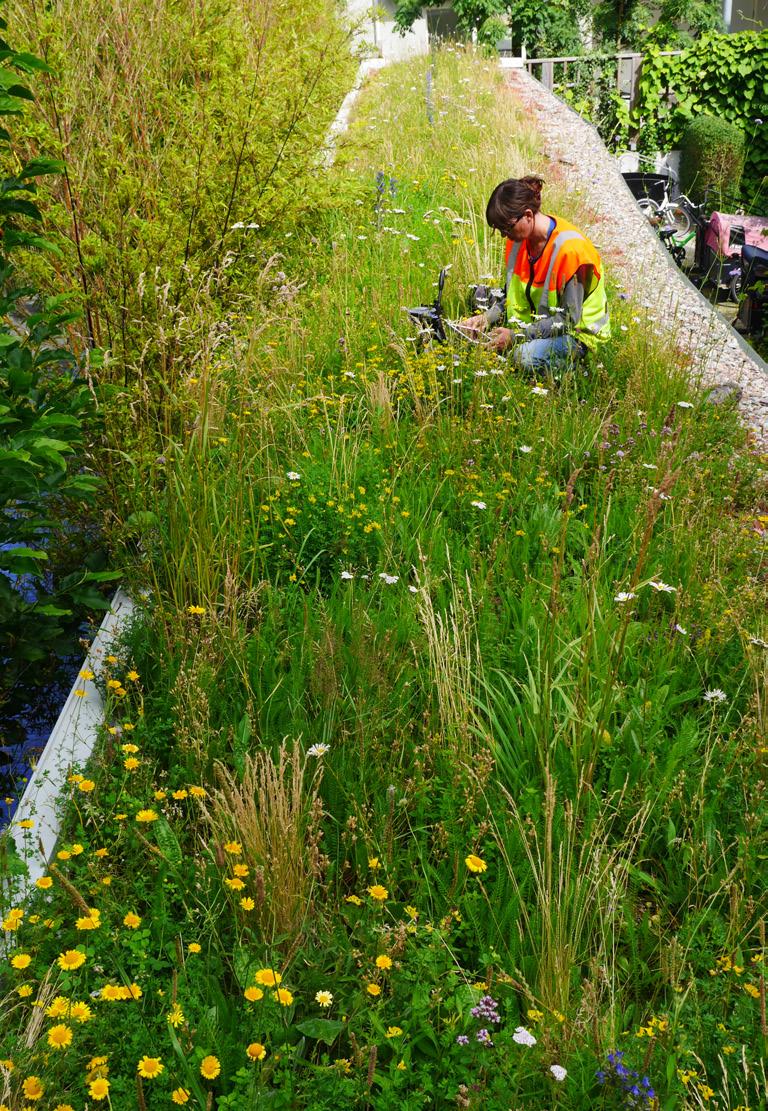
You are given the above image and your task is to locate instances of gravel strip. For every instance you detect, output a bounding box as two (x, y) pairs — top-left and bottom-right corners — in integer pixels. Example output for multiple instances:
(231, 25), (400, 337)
(504, 68), (768, 446)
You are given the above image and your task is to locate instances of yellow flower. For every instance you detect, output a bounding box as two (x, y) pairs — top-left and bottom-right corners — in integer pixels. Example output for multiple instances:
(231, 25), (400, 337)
(744, 983), (760, 998)
(173, 789), (188, 800)
(188, 605), (206, 615)
(315, 990), (333, 1007)
(124, 757), (140, 771)
(79, 668), (94, 680)
(22, 1076), (44, 1100)
(88, 1077), (110, 1101)
(126, 670), (139, 681)
(366, 983), (382, 997)
(188, 942), (202, 954)
(375, 955), (393, 970)
(3, 908), (23, 931)
(233, 863), (249, 877)
(123, 912), (142, 929)
(465, 854), (487, 874)
(273, 988), (294, 1006)
(385, 1026), (403, 1037)
(167, 1003), (185, 1028)
(367, 884), (388, 902)
(54, 1104), (75, 1111)
(11, 953), (31, 970)
(244, 987), (264, 1002)
(101, 985), (121, 1001)
(345, 894), (362, 906)
(405, 905), (418, 919)
(94, 847), (109, 858)
(240, 897), (255, 911)
(397, 1060), (407, 1070)
(35, 876), (53, 890)
(223, 841), (242, 855)
(57, 950), (86, 972)
(17, 984), (33, 997)
(154, 790), (167, 800)
(368, 857), (380, 870)
(76, 910), (101, 930)
(200, 1055), (221, 1080)
(255, 969), (282, 987)
(16, 818), (34, 829)
(78, 779), (96, 793)
(189, 785), (207, 798)
(137, 1056), (164, 1079)
(135, 809), (158, 823)
(247, 1042), (267, 1061)
(70, 1001), (92, 1023)
(224, 877), (245, 890)
(106, 655), (118, 664)
(171, 1089), (190, 1104)
(47, 1024), (73, 1049)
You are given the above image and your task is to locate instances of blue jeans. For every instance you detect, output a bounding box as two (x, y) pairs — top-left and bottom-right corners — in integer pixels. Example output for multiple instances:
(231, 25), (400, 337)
(512, 334), (586, 375)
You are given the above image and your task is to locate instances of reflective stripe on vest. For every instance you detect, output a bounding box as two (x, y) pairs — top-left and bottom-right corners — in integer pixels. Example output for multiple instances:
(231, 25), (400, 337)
(536, 231), (583, 315)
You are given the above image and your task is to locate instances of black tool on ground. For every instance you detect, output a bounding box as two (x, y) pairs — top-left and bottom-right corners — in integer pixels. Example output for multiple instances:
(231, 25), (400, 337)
(406, 269), (506, 344)
(406, 266), (448, 341)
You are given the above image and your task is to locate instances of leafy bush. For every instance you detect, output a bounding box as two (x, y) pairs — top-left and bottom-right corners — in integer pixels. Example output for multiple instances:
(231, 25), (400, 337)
(0, 3), (109, 703)
(680, 113), (746, 204)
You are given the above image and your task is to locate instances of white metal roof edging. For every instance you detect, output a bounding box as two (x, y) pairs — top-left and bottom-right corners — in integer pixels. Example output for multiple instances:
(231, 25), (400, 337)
(5, 587), (135, 902)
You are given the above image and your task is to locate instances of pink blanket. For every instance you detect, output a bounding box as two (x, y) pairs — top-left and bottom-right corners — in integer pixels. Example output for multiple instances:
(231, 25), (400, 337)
(705, 211), (768, 257)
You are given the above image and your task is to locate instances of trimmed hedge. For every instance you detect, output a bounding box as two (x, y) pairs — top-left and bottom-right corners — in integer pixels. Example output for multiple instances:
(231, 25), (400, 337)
(680, 114), (746, 204)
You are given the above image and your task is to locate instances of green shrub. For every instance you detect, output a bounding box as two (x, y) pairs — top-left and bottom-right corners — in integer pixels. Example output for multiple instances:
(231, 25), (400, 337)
(680, 113), (746, 203)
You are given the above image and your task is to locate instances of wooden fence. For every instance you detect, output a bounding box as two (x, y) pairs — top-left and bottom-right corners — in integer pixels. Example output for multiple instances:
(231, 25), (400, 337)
(523, 51), (683, 113)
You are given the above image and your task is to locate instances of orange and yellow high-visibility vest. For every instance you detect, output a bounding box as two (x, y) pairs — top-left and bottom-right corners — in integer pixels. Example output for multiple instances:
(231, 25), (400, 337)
(504, 214), (610, 349)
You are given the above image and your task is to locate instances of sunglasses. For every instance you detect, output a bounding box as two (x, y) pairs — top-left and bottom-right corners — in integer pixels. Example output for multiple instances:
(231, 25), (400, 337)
(495, 212), (527, 237)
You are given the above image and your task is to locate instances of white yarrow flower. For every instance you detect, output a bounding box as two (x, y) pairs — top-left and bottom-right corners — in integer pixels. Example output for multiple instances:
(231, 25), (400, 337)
(674, 624), (688, 635)
(677, 401), (693, 409)
(512, 1026), (537, 1047)
(519, 445), (533, 453)
(340, 570), (355, 580)
(531, 385), (549, 396)
(286, 471), (301, 481)
(379, 573), (399, 585)
(471, 501), (487, 510)
(550, 1065), (567, 1082)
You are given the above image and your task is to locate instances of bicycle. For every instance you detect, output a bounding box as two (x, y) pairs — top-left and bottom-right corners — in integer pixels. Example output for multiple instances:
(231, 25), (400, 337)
(637, 177), (695, 236)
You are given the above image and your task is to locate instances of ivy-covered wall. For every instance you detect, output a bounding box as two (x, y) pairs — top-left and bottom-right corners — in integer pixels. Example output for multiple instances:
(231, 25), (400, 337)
(633, 32), (768, 202)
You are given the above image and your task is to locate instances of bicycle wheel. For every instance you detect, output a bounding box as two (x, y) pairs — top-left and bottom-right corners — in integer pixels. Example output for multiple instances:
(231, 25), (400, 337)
(637, 198), (660, 223)
(668, 204), (691, 236)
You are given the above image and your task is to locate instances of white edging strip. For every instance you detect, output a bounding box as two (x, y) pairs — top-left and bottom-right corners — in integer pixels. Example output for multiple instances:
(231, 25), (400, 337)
(7, 588), (135, 897)
(322, 57), (389, 169)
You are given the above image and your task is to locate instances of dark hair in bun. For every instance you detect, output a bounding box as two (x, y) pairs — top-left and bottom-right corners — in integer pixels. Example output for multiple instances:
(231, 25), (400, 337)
(485, 175), (545, 230)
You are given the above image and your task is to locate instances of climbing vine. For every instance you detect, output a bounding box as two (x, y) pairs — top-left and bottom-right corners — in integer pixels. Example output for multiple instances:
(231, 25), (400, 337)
(632, 31), (768, 202)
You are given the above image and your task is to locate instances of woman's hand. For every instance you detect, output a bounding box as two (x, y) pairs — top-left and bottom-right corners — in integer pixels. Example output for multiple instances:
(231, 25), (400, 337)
(460, 314), (488, 337)
(487, 327), (515, 352)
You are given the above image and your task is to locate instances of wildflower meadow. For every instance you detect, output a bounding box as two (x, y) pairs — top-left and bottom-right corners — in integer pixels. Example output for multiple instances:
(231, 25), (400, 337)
(1, 11), (767, 1111)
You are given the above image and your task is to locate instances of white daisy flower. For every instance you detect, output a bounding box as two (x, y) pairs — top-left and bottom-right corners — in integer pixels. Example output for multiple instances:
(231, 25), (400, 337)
(286, 471), (301, 481)
(471, 501), (487, 509)
(649, 580), (676, 593)
(519, 445), (532, 454)
(614, 592), (637, 603)
(703, 688), (727, 703)
(307, 743), (330, 757)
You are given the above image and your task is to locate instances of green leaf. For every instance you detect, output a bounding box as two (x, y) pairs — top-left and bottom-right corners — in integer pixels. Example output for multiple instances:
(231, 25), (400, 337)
(295, 1019), (344, 1045)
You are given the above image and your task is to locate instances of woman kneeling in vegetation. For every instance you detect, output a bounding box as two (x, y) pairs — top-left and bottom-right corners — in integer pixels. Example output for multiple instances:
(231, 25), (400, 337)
(464, 175), (610, 372)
